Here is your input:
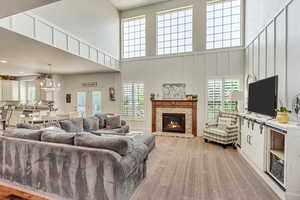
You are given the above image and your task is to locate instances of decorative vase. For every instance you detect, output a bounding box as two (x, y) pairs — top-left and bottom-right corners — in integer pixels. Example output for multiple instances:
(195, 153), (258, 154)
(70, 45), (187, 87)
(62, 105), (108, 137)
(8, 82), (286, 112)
(276, 112), (289, 124)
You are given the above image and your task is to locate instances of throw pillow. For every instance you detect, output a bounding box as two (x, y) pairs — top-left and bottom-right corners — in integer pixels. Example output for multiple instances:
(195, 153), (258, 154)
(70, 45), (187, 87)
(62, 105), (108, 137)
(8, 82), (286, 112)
(218, 117), (233, 130)
(95, 114), (108, 129)
(60, 118), (84, 132)
(106, 116), (121, 129)
(4, 129), (42, 141)
(41, 131), (76, 145)
(83, 117), (99, 131)
(74, 133), (132, 156)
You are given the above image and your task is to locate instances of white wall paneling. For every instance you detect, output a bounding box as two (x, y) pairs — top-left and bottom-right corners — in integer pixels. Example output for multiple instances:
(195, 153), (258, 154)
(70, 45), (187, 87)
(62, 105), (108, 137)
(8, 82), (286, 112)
(248, 43), (254, 76)
(287, 0), (300, 111)
(54, 29), (68, 50)
(80, 42), (89, 59)
(275, 10), (287, 105)
(245, 0), (298, 110)
(259, 30), (267, 79)
(0, 12), (120, 70)
(35, 20), (52, 44)
(266, 22), (275, 77)
(253, 38), (259, 79)
(0, 17), (11, 29)
(12, 13), (35, 38)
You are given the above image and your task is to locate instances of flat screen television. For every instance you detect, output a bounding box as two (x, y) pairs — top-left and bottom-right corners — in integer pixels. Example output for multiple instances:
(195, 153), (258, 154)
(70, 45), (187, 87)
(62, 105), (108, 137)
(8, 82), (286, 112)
(248, 76), (278, 117)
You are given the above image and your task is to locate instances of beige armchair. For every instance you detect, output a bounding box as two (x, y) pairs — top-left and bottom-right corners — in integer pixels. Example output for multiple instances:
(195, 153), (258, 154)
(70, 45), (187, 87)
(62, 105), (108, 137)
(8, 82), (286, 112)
(204, 111), (238, 148)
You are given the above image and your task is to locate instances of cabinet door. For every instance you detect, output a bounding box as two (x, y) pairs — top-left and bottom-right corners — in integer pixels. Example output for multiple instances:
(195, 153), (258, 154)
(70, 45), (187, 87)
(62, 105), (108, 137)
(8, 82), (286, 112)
(241, 118), (248, 149)
(253, 123), (265, 170)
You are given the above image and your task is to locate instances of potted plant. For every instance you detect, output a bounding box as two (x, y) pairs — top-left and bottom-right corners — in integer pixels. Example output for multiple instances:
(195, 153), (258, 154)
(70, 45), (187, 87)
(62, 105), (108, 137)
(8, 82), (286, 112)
(275, 107), (291, 124)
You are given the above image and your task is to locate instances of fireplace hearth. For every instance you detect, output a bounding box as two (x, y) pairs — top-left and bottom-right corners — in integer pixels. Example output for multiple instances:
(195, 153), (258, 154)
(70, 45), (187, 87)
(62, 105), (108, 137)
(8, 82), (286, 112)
(162, 113), (186, 133)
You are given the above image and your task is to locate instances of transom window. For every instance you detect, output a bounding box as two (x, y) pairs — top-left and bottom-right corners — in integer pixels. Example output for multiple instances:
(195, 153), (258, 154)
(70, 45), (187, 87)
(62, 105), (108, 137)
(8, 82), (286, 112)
(208, 78), (240, 120)
(122, 16), (146, 59)
(206, 0), (241, 49)
(157, 6), (193, 55)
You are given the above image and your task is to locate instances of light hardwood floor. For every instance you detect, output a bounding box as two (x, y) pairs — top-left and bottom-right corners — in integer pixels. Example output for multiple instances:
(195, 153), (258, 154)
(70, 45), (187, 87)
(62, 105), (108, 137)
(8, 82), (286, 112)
(131, 136), (280, 200)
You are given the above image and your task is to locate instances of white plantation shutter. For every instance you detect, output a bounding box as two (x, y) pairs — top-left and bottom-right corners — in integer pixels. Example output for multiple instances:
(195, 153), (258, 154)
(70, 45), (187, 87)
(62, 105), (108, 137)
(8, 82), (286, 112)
(122, 83), (145, 118)
(208, 78), (240, 120)
(224, 79), (240, 112)
(208, 79), (223, 120)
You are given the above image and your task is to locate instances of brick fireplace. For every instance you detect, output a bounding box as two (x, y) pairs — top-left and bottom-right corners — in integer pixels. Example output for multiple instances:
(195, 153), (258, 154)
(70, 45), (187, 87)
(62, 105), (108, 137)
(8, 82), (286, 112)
(151, 99), (198, 137)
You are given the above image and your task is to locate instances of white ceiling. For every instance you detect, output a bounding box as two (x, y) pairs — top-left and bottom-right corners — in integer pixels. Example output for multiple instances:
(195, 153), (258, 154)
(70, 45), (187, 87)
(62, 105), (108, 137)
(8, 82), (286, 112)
(0, 0), (60, 18)
(110, 0), (171, 10)
(0, 27), (118, 76)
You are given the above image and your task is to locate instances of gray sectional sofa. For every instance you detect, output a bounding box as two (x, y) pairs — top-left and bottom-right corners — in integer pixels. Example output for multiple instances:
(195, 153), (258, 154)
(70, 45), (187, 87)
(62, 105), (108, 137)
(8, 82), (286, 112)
(0, 114), (155, 200)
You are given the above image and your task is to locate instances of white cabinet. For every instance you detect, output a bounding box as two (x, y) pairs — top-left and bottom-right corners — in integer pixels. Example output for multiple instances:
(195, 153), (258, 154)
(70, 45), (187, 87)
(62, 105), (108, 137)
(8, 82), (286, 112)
(0, 80), (20, 101)
(241, 118), (266, 171)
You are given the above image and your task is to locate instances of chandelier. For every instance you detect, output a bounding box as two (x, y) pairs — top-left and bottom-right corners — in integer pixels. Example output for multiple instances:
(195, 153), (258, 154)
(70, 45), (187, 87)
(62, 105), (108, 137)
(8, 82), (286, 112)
(39, 64), (61, 91)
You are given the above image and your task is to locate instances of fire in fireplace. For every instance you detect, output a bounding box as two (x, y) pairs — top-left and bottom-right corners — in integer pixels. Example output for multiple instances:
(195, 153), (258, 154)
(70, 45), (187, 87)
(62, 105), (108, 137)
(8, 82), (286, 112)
(162, 113), (186, 133)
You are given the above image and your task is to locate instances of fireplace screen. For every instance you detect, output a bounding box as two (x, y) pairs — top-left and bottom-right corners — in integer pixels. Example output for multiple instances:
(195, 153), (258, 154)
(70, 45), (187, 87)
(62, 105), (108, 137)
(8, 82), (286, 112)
(162, 113), (186, 133)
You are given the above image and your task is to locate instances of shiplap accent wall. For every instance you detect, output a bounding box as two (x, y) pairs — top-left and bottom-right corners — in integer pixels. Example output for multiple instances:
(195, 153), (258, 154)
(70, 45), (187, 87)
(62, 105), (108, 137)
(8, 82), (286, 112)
(245, 0), (300, 112)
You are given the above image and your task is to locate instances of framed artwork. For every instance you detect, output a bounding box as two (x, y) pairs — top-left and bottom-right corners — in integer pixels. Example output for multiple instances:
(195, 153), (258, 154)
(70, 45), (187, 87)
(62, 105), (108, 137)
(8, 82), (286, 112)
(66, 94), (71, 103)
(109, 87), (116, 101)
(162, 83), (186, 99)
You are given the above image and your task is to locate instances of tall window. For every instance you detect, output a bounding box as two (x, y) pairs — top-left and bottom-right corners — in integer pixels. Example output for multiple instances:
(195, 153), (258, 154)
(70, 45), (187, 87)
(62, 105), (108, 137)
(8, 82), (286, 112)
(208, 78), (240, 120)
(122, 83), (145, 118)
(122, 16), (146, 59)
(206, 0), (241, 49)
(157, 6), (193, 55)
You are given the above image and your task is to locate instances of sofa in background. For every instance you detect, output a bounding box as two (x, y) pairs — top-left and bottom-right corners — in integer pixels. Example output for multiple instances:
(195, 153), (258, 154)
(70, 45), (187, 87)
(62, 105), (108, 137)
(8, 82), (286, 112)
(0, 114), (156, 200)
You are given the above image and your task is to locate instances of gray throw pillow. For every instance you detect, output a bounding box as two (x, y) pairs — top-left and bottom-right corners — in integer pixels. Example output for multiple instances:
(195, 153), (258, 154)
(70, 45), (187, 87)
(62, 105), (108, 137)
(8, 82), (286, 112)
(16, 123), (33, 129)
(41, 131), (76, 145)
(74, 133), (132, 156)
(95, 114), (108, 129)
(60, 118), (84, 132)
(106, 116), (121, 129)
(83, 117), (99, 131)
(43, 121), (62, 129)
(4, 129), (42, 141)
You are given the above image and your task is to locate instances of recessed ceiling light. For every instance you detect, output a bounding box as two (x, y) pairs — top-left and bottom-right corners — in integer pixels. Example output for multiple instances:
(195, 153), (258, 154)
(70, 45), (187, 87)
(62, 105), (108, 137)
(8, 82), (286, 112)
(0, 60), (8, 63)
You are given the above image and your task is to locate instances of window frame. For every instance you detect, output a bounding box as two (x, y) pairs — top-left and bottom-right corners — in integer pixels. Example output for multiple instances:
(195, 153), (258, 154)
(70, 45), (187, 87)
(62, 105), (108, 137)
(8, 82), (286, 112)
(206, 0), (243, 50)
(121, 82), (145, 119)
(156, 6), (193, 56)
(122, 15), (146, 59)
(207, 77), (241, 121)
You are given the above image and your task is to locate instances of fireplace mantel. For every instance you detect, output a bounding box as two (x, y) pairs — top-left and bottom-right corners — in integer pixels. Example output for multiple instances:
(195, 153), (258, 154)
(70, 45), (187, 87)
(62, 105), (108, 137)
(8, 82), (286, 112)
(151, 99), (198, 136)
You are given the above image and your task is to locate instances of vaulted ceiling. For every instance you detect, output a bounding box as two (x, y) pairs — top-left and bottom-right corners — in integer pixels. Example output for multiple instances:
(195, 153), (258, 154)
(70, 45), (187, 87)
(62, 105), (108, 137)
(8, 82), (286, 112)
(110, 0), (171, 10)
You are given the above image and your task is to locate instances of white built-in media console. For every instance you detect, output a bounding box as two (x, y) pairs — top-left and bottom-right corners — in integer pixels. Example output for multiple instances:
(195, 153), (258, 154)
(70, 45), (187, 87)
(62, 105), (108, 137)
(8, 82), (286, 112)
(238, 113), (300, 200)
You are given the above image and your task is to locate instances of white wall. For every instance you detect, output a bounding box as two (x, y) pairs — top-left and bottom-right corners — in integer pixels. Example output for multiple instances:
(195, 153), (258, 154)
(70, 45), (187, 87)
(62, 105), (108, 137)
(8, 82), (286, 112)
(245, 0), (300, 119)
(32, 0), (120, 59)
(121, 48), (244, 136)
(245, 0), (290, 45)
(55, 73), (121, 115)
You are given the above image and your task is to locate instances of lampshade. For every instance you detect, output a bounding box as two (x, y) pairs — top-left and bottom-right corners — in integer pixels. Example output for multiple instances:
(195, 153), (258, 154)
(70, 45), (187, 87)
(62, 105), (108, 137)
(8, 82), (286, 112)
(231, 91), (244, 101)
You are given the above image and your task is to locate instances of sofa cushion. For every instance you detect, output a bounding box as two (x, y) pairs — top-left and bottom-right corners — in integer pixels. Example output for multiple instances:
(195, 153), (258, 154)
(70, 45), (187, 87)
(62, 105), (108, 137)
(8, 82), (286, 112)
(217, 117), (233, 130)
(60, 118), (84, 132)
(95, 114), (108, 129)
(113, 125), (130, 134)
(16, 121), (62, 130)
(41, 130), (76, 145)
(74, 133), (133, 156)
(4, 129), (42, 141)
(83, 117), (99, 131)
(91, 129), (126, 136)
(106, 116), (121, 129)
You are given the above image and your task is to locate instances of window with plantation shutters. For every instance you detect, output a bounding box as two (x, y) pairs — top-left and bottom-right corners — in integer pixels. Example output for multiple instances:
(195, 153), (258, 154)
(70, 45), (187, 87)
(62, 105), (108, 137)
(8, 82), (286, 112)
(122, 83), (145, 118)
(208, 78), (240, 120)
(208, 79), (223, 121)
